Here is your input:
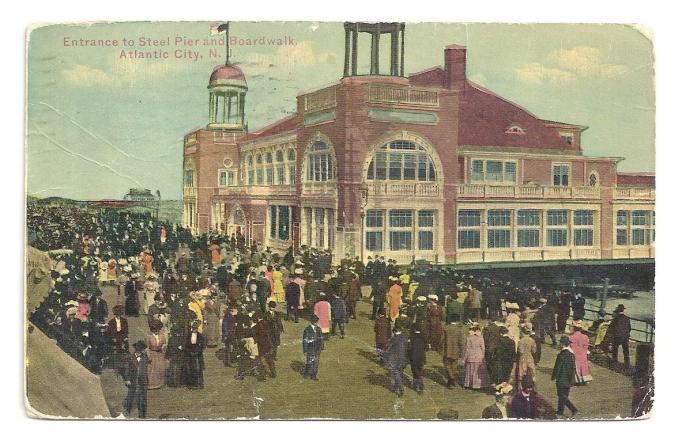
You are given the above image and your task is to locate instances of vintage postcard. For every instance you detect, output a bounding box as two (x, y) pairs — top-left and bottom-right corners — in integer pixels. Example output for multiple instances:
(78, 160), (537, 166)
(25, 21), (654, 420)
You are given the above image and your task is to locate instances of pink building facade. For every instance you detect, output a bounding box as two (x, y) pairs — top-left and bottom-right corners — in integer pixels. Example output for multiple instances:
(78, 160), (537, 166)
(182, 22), (655, 265)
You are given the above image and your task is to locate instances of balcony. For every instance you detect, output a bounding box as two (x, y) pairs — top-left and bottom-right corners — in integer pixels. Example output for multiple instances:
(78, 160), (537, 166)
(303, 86), (337, 113)
(302, 181), (338, 196)
(614, 187), (655, 200)
(367, 84), (439, 108)
(456, 247), (602, 264)
(367, 182), (441, 197)
(183, 187), (196, 198)
(457, 184), (600, 199)
(216, 185), (296, 196)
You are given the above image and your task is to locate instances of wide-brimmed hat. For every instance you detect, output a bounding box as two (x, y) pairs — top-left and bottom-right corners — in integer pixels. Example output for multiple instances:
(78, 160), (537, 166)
(428, 294), (438, 301)
(417, 296), (427, 302)
(495, 382), (513, 396)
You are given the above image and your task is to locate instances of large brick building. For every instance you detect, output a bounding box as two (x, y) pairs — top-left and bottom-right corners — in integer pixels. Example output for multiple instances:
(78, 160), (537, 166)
(181, 22), (655, 265)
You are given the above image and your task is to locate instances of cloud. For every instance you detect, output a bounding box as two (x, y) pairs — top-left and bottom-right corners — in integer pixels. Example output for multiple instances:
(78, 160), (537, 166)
(513, 63), (577, 85)
(242, 41), (337, 75)
(515, 46), (628, 85)
(62, 65), (113, 87)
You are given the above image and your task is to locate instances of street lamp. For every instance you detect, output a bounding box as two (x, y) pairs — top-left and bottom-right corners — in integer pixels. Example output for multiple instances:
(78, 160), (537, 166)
(359, 183), (369, 264)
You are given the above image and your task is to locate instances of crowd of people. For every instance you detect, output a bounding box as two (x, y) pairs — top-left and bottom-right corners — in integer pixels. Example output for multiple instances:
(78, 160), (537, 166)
(27, 202), (645, 419)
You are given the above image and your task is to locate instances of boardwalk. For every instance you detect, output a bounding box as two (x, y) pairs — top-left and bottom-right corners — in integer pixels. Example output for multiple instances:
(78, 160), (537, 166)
(98, 285), (636, 420)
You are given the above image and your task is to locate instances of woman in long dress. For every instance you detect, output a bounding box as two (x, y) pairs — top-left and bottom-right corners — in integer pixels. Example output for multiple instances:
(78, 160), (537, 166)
(505, 305), (521, 347)
(272, 265), (285, 303)
(313, 297), (332, 337)
(569, 321), (593, 384)
(463, 325), (489, 389)
(145, 320), (167, 390)
(203, 295), (221, 347)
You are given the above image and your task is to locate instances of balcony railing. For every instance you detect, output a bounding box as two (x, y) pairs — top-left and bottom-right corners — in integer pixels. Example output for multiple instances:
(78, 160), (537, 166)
(367, 182), (441, 197)
(614, 187), (655, 200)
(303, 86), (337, 113)
(183, 187), (196, 198)
(367, 84), (439, 108)
(457, 184), (600, 199)
(215, 185), (296, 196)
(456, 247), (602, 264)
(301, 181), (338, 195)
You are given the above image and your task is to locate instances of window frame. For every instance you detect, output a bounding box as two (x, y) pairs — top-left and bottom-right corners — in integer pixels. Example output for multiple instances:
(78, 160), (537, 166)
(552, 162), (571, 187)
(470, 158), (518, 185)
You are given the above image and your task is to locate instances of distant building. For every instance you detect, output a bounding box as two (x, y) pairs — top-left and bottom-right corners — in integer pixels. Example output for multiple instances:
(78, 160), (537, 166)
(182, 22), (655, 265)
(124, 188), (157, 201)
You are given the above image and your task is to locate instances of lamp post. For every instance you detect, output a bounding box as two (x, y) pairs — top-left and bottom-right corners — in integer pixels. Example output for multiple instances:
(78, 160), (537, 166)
(359, 183), (369, 265)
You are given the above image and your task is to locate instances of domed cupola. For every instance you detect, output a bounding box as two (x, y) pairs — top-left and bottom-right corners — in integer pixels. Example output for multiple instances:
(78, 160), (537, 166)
(207, 59), (247, 131)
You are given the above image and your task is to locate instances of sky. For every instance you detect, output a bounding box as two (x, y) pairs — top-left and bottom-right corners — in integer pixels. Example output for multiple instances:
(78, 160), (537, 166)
(26, 22), (655, 200)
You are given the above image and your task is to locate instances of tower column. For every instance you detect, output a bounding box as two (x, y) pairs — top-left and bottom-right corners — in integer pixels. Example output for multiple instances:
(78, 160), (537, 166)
(343, 27), (351, 77)
(240, 92), (246, 126)
(209, 94), (215, 123)
(370, 28), (380, 75)
(351, 25), (358, 76)
(400, 27), (405, 77)
(227, 93), (232, 123)
(390, 30), (399, 76)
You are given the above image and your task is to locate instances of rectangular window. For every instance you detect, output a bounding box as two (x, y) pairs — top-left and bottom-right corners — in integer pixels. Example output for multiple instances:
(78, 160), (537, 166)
(553, 164), (570, 187)
(617, 210), (628, 226)
(219, 170), (227, 187)
(276, 166), (285, 185)
(504, 162), (517, 183)
(269, 206), (277, 239)
(486, 161), (503, 182)
(403, 153), (416, 181)
(574, 210), (594, 226)
(389, 210), (412, 228)
(574, 228), (594, 246)
(632, 211), (650, 225)
(517, 209), (540, 226)
(365, 210), (384, 228)
(418, 231), (433, 250)
(248, 170), (255, 185)
(458, 230), (480, 249)
(389, 232), (412, 250)
(278, 206), (290, 240)
(517, 229), (540, 247)
(184, 170), (194, 187)
(288, 165), (296, 185)
(418, 210), (434, 227)
(471, 160), (484, 182)
(266, 168), (274, 185)
(366, 232), (383, 251)
(389, 153), (402, 180)
(617, 229), (628, 246)
(488, 229), (511, 248)
(256, 169), (264, 185)
(374, 151), (387, 180)
(458, 210), (481, 227)
(488, 209), (511, 226)
(632, 229), (649, 245)
(227, 171), (235, 186)
(547, 210), (568, 226)
(546, 229), (567, 246)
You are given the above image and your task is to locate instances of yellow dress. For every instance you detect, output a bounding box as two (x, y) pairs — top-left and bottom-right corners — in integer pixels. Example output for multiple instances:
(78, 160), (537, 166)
(188, 300), (205, 333)
(272, 270), (285, 303)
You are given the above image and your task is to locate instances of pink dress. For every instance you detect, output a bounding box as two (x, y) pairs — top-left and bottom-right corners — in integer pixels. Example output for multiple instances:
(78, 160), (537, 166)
(314, 300), (332, 333)
(463, 333), (489, 389)
(570, 330), (593, 382)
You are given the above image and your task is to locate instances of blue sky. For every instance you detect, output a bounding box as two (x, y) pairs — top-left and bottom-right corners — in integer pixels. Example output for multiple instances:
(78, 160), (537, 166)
(26, 22), (654, 200)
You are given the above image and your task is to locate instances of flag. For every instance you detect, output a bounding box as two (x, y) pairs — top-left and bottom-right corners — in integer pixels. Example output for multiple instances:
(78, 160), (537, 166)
(210, 22), (229, 35)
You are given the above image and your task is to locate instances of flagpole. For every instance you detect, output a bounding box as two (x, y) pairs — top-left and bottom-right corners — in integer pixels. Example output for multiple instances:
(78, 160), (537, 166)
(225, 22), (230, 65)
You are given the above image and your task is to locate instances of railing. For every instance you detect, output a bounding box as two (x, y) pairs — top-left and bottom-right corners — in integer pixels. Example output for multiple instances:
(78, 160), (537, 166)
(457, 184), (600, 199)
(367, 84), (439, 107)
(456, 248), (602, 264)
(301, 181), (338, 195)
(614, 187), (655, 200)
(216, 185), (297, 196)
(304, 86), (337, 113)
(367, 182), (441, 197)
(183, 187), (196, 198)
(582, 307), (654, 344)
(612, 247), (655, 259)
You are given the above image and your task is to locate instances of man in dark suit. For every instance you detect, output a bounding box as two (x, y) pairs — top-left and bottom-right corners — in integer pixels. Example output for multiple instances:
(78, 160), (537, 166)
(442, 314), (467, 388)
(610, 304), (632, 367)
(552, 335), (578, 417)
(408, 326), (427, 394)
(384, 325), (409, 396)
(285, 280), (301, 323)
(492, 327), (517, 384)
(302, 314), (324, 380)
(123, 340), (149, 418)
(508, 378), (554, 419)
(265, 301), (284, 359)
(534, 298), (557, 346)
(107, 305), (129, 356)
(222, 306), (237, 367)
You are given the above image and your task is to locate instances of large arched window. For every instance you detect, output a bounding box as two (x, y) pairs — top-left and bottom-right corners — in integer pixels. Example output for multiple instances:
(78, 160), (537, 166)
(247, 155), (255, 185)
(367, 140), (436, 181)
(275, 149), (285, 185)
(287, 147), (297, 184)
(256, 154), (264, 184)
(306, 139), (335, 182)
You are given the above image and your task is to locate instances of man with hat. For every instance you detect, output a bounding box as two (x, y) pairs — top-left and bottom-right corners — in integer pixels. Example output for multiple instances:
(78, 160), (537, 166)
(609, 304), (631, 367)
(482, 382), (513, 419)
(108, 304), (129, 357)
(222, 305), (238, 367)
(384, 323), (409, 396)
(442, 313), (467, 388)
(285, 276), (301, 323)
(534, 297), (557, 346)
(182, 320), (206, 389)
(374, 310), (392, 363)
(302, 314), (324, 380)
(123, 340), (149, 419)
(551, 335), (578, 417)
(508, 377), (554, 419)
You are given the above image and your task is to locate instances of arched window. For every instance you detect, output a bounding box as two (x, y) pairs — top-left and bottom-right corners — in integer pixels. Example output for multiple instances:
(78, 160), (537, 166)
(256, 154), (264, 185)
(367, 140), (436, 181)
(287, 148), (296, 184)
(275, 149), (285, 185)
(306, 140), (335, 182)
(247, 155), (254, 185)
